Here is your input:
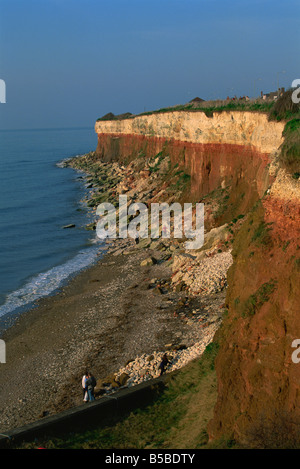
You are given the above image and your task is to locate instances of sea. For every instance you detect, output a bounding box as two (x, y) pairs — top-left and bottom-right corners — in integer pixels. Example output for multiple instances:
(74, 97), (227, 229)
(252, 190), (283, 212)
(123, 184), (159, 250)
(0, 127), (103, 330)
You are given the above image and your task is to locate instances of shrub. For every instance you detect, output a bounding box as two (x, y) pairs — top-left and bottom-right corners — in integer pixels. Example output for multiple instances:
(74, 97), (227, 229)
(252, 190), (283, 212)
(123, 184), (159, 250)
(269, 89), (300, 121)
(242, 280), (277, 317)
(280, 125), (300, 171)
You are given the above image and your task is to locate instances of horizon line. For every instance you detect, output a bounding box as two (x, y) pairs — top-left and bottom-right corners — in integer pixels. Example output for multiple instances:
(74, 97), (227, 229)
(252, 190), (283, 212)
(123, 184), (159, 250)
(0, 125), (95, 132)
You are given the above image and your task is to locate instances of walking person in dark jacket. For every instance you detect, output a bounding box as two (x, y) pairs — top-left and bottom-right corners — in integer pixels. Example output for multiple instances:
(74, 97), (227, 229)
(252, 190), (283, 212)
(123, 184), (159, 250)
(159, 354), (170, 376)
(86, 372), (97, 402)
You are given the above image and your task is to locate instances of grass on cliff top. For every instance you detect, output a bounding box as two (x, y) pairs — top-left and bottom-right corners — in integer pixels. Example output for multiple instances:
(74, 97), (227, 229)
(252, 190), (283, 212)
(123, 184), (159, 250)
(268, 89), (300, 172)
(280, 118), (300, 173)
(16, 343), (221, 450)
(97, 99), (275, 121)
(98, 89), (298, 122)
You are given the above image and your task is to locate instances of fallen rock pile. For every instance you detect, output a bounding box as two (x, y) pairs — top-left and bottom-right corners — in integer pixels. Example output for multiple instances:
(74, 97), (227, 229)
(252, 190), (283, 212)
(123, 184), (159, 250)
(99, 322), (218, 393)
(171, 248), (233, 295)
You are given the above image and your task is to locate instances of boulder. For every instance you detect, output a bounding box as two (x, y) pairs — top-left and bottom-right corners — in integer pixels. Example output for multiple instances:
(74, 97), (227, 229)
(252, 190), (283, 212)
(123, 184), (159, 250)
(140, 257), (157, 267)
(136, 238), (151, 249)
(110, 380), (121, 389)
(118, 373), (130, 386)
(101, 373), (117, 387)
(175, 281), (187, 292)
(198, 224), (229, 252)
(172, 253), (195, 273)
(85, 222), (96, 231)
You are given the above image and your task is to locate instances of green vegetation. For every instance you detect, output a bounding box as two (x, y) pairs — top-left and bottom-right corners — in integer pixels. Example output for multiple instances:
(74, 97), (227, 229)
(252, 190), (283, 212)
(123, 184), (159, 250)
(97, 112), (133, 121)
(269, 89), (300, 122)
(133, 100), (275, 119)
(67, 154), (123, 209)
(295, 258), (300, 272)
(16, 342), (220, 449)
(148, 151), (165, 173)
(280, 119), (300, 171)
(251, 220), (273, 246)
(241, 280), (277, 318)
(268, 90), (300, 172)
(171, 170), (191, 190)
(97, 98), (277, 123)
(282, 240), (291, 252)
(157, 156), (193, 201)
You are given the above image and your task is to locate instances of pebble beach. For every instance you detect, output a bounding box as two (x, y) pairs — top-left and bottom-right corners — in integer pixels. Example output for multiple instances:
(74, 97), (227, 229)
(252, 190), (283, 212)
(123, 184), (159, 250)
(0, 151), (236, 432)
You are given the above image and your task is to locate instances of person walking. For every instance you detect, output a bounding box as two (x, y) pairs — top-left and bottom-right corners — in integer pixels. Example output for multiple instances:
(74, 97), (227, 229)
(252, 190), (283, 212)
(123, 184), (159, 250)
(82, 371), (89, 402)
(86, 372), (97, 402)
(159, 354), (170, 376)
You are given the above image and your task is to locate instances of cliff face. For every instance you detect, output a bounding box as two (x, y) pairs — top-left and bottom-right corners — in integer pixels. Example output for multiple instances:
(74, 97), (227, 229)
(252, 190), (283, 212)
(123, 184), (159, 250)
(95, 111), (284, 153)
(95, 111), (284, 222)
(208, 169), (300, 443)
(95, 110), (300, 443)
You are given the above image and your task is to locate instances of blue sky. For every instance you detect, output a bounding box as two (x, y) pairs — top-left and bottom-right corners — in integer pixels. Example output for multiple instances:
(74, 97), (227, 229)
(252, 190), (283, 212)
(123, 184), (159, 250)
(0, 0), (299, 129)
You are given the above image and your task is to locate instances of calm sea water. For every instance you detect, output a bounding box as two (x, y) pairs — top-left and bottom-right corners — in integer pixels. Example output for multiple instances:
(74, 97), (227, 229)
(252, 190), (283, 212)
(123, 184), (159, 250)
(0, 127), (102, 322)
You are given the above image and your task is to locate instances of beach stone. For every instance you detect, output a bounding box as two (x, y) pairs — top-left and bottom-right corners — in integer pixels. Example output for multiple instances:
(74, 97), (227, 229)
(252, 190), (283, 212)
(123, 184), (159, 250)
(136, 239), (151, 249)
(110, 380), (120, 389)
(150, 240), (165, 250)
(87, 199), (97, 207)
(199, 224), (229, 251)
(140, 257), (157, 267)
(85, 222), (96, 230)
(173, 344), (187, 351)
(112, 248), (125, 256)
(172, 253), (195, 272)
(118, 373), (130, 386)
(175, 282), (186, 292)
(102, 373), (117, 386)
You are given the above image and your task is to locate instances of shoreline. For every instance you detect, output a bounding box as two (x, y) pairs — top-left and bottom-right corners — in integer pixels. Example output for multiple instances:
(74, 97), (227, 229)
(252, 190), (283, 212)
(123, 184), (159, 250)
(0, 244), (103, 339)
(0, 151), (101, 334)
(0, 152), (231, 432)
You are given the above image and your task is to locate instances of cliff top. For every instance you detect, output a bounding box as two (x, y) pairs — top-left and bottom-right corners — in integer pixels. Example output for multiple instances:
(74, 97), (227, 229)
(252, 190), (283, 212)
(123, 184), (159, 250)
(97, 89), (299, 123)
(97, 98), (275, 121)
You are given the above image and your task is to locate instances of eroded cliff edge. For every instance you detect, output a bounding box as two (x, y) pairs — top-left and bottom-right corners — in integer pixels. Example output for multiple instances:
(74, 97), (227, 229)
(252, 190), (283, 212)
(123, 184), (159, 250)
(95, 110), (300, 443)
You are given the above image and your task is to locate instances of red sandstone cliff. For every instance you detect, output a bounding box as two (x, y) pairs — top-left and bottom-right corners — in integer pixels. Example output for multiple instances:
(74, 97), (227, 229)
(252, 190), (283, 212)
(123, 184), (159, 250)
(95, 110), (300, 444)
(208, 168), (300, 444)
